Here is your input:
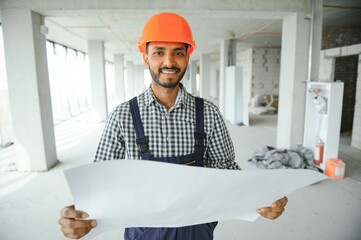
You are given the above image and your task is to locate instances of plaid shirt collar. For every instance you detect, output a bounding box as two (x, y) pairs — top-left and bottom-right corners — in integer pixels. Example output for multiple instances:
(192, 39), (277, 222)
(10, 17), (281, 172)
(142, 83), (192, 110)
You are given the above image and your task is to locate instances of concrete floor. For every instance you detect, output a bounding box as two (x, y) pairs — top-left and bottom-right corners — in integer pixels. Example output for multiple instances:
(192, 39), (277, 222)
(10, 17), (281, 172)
(0, 113), (360, 240)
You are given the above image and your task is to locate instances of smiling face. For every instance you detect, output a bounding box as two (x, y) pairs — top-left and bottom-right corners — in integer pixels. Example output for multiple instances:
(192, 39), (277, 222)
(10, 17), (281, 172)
(143, 41), (190, 89)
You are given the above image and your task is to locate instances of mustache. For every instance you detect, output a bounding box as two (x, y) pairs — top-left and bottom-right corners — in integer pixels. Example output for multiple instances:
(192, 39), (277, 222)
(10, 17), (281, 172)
(159, 67), (181, 72)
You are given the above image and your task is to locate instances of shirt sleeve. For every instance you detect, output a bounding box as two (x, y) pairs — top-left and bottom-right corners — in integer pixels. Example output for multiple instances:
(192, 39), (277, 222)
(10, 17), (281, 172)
(94, 108), (126, 162)
(205, 106), (241, 170)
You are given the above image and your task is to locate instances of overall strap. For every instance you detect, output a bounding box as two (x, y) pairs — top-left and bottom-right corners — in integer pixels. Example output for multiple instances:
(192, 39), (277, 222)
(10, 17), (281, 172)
(194, 97), (206, 167)
(129, 97), (152, 159)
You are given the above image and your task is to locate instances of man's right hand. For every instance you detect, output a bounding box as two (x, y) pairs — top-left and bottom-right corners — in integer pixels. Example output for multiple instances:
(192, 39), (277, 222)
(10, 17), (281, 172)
(59, 205), (97, 239)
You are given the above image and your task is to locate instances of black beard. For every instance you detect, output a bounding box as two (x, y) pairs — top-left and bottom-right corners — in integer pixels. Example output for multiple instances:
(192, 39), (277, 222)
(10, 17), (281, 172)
(149, 66), (187, 89)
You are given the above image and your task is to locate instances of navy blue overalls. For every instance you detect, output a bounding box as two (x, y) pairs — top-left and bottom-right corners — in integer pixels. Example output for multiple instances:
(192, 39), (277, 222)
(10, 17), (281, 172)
(125, 96), (217, 240)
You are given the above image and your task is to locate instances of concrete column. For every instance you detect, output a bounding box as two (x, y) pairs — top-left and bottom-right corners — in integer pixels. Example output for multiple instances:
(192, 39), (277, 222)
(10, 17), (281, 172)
(229, 39), (237, 66)
(352, 54), (361, 150)
(189, 60), (198, 95)
(199, 53), (211, 100)
(88, 40), (108, 121)
(134, 64), (145, 96)
(219, 39), (230, 115)
(1, 8), (57, 171)
(0, 28), (13, 147)
(209, 62), (219, 103)
(114, 54), (125, 104)
(125, 61), (134, 100)
(277, 12), (311, 149)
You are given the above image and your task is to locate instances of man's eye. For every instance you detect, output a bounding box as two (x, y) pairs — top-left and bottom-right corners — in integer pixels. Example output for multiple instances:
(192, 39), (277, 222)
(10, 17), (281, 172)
(175, 51), (185, 56)
(153, 51), (163, 56)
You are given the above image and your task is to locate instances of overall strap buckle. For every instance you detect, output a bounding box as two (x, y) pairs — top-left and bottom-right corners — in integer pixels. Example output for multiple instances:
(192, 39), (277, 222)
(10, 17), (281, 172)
(136, 137), (150, 154)
(194, 132), (207, 147)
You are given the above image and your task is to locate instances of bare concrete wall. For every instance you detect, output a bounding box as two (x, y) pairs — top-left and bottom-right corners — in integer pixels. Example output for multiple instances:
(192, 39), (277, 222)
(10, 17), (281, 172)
(322, 28), (361, 50)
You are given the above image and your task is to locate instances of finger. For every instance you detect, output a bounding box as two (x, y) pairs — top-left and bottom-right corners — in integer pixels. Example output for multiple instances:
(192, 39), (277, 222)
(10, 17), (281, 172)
(59, 218), (96, 229)
(269, 206), (285, 215)
(259, 204), (286, 218)
(257, 207), (283, 220)
(272, 196), (288, 207)
(257, 206), (284, 215)
(257, 207), (271, 215)
(260, 206), (284, 213)
(265, 211), (283, 220)
(61, 226), (93, 239)
(61, 205), (89, 219)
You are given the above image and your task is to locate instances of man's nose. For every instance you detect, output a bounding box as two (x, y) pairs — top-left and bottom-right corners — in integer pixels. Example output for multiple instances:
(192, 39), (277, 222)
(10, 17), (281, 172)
(163, 53), (175, 67)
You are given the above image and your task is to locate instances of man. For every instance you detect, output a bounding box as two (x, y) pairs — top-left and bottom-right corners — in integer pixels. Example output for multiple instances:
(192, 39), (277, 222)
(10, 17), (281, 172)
(59, 12), (288, 239)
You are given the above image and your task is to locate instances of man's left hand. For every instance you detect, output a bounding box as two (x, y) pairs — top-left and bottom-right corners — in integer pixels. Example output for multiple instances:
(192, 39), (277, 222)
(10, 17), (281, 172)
(257, 196), (288, 220)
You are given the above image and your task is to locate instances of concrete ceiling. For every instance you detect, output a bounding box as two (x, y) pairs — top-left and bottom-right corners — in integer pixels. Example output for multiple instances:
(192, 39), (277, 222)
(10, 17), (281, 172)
(323, 0), (361, 29)
(1, 0), (360, 64)
(44, 10), (285, 64)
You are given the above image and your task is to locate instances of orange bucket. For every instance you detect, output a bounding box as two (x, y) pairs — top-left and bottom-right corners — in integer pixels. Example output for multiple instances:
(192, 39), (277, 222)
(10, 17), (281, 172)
(325, 159), (345, 179)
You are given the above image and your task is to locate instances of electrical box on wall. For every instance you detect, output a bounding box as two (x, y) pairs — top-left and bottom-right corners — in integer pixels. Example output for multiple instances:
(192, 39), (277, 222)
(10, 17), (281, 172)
(303, 82), (344, 170)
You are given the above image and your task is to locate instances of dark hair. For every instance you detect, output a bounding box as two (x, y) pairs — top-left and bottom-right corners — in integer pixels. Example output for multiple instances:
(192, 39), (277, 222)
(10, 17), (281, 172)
(146, 42), (150, 53)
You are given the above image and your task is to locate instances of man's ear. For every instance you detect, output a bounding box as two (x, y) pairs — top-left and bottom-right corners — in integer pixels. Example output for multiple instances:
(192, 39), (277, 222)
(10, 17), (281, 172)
(142, 53), (149, 67)
(185, 54), (190, 64)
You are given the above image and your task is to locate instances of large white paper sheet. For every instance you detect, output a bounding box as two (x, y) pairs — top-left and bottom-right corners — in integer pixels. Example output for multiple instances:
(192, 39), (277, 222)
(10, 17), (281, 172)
(64, 160), (327, 239)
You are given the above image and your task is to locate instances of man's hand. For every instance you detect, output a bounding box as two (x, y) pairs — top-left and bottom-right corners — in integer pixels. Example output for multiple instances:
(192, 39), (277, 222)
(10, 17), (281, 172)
(59, 205), (97, 239)
(257, 196), (288, 220)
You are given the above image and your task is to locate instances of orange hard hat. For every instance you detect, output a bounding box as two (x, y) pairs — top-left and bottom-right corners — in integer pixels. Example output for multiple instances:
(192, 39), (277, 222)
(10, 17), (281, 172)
(138, 12), (196, 55)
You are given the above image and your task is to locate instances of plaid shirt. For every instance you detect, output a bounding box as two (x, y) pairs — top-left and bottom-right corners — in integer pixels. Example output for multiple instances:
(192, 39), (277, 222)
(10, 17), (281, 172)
(94, 84), (240, 170)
